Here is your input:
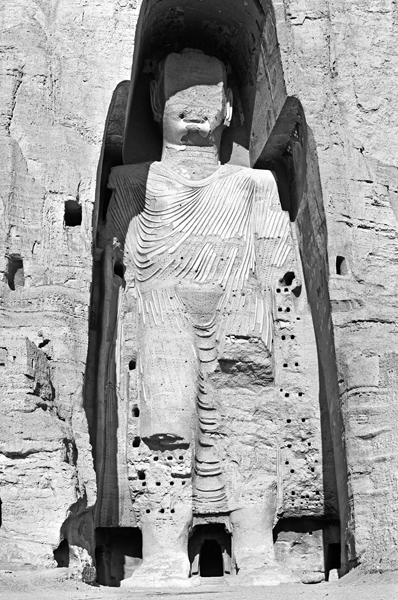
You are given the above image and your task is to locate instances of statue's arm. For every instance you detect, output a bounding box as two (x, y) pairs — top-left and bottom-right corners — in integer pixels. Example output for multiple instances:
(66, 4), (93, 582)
(99, 164), (147, 248)
(252, 169), (294, 293)
(98, 164), (147, 370)
(96, 166), (146, 473)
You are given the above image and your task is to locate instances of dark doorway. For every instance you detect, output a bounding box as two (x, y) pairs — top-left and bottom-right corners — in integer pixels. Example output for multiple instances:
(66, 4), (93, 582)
(273, 517), (341, 579)
(325, 542), (341, 580)
(64, 199), (82, 227)
(53, 538), (69, 567)
(95, 527), (142, 587)
(7, 255), (24, 290)
(336, 255), (347, 275)
(200, 539), (223, 577)
(189, 523), (232, 577)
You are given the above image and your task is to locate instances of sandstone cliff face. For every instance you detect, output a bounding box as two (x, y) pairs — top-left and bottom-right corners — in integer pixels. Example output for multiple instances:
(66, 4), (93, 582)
(0, 0), (136, 569)
(274, 0), (398, 569)
(0, 0), (397, 578)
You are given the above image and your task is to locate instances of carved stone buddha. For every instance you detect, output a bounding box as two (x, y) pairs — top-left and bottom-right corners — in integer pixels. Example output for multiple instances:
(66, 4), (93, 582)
(99, 49), (299, 586)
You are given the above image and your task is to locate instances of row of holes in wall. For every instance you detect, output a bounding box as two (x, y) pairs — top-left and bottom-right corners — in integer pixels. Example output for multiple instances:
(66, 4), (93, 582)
(286, 442), (313, 448)
(284, 425), (315, 455)
(284, 428), (319, 478)
(137, 470), (186, 483)
(137, 479), (186, 487)
(281, 390), (304, 397)
(285, 463), (318, 474)
(289, 498), (322, 506)
(278, 260), (347, 283)
(278, 282), (302, 407)
(277, 311), (301, 321)
(145, 508), (175, 514)
(153, 455), (184, 461)
(276, 287), (302, 298)
(132, 438), (185, 464)
(290, 490), (321, 498)
(276, 272), (294, 317)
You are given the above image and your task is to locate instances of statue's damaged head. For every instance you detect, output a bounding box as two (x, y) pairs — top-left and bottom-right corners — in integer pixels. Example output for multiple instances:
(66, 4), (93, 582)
(150, 49), (233, 149)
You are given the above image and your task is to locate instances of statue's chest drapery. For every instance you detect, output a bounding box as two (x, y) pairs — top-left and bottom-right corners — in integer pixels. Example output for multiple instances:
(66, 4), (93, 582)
(125, 164), (257, 292)
(106, 162), (286, 349)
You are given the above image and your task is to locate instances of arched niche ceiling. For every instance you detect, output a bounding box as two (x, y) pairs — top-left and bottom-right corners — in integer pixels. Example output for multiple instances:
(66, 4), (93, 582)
(123, 0), (287, 166)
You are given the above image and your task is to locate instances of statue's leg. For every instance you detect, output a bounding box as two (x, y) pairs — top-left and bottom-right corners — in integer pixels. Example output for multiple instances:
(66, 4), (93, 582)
(123, 288), (198, 587)
(122, 503), (196, 588)
(214, 291), (298, 585)
(138, 288), (198, 445)
(230, 492), (297, 585)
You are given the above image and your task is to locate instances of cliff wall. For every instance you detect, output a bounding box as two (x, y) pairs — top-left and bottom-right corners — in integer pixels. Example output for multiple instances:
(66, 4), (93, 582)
(0, 0), (397, 574)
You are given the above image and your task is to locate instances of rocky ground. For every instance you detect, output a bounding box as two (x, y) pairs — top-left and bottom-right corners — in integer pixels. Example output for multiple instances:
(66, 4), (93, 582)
(0, 568), (397, 600)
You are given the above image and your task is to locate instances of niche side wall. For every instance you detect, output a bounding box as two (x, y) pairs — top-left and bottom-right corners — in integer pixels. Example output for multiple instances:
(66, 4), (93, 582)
(273, 0), (398, 571)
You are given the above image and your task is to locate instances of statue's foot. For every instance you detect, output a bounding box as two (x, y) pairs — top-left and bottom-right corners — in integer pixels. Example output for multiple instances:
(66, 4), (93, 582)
(121, 554), (199, 589)
(231, 563), (299, 586)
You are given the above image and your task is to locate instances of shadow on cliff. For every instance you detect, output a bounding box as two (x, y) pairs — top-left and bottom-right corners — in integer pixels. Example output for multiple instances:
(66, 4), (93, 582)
(296, 126), (354, 574)
(83, 82), (131, 529)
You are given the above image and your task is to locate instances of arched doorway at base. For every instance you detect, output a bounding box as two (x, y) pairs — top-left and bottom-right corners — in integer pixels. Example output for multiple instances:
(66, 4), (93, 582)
(188, 523), (233, 577)
(200, 539), (224, 577)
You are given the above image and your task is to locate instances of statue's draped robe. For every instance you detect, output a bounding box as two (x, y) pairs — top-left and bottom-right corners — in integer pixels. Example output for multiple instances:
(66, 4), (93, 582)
(100, 161), (292, 514)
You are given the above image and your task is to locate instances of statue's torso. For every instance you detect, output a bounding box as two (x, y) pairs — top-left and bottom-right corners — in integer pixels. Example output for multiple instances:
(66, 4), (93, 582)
(106, 162), (278, 297)
(134, 163), (256, 297)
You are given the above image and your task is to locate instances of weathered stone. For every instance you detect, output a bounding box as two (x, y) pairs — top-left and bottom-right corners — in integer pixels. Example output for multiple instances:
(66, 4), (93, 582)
(0, 0), (397, 588)
(301, 571), (325, 585)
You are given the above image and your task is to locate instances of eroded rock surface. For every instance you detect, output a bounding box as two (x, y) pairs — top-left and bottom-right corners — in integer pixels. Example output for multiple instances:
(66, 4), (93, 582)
(274, 0), (398, 569)
(0, 0), (135, 571)
(0, 0), (397, 584)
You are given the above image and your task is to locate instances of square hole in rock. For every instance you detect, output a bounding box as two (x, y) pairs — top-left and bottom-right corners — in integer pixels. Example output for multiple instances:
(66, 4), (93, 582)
(64, 200), (82, 227)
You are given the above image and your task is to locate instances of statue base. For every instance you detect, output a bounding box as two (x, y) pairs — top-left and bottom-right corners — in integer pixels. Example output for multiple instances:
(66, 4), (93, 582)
(120, 553), (199, 589)
(231, 563), (299, 586)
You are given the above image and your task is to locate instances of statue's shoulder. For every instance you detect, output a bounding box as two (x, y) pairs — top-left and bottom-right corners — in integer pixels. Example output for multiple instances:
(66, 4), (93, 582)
(236, 166), (276, 185)
(225, 166), (278, 203)
(108, 162), (152, 190)
(104, 163), (150, 237)
(221, 165), (276, 186)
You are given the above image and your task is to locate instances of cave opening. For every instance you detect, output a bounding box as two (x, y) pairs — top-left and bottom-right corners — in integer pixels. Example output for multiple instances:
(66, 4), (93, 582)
(273, 518), (341, 580)
(53, 538), (70, 567)
(200, 539), (223, 577)
(64, 199), (82, 227)
(188, 523), (232, 577)
(336, 256), (347, 275)
(280, 271), (295, 286)
(113, 261), (125, 279)
(325, 542), (341, 580)
(95, 527), (142, 587)
(7, 255), (24, 291)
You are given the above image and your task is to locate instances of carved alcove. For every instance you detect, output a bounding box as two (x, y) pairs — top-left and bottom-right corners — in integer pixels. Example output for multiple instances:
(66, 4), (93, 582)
(84, 0), (350, 582)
